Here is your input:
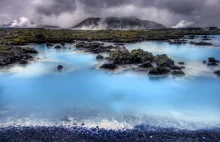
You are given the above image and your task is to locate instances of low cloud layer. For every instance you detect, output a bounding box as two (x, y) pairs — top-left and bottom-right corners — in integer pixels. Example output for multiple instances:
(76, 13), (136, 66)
(172, 21), (194, 28)
(10, 17), (36, 28)
(0, 0), (220, 28)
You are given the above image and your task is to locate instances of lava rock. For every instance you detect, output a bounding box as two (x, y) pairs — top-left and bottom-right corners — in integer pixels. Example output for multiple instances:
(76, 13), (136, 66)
(139, 61), (153, 68)
(19, 60), (28, 64)
(172, 70), (185, 76)
(96, 55), (104, 60)
(195, 42), (212, 46)
(61, 42), (65, 46)
(149, 67), (170, 75)
(171, 65), (182, 70)
(214, 70), (220, 76)
(178, 62), (185, 65)
(57, 65), (63, 70)
(55, 45), (62, 49)
(207, 62), (218, 66)
(46, 43), (54, 46)
(208, 57), (217, 63)
(100, 63), (117, 70)
(22, 47), (38, 53)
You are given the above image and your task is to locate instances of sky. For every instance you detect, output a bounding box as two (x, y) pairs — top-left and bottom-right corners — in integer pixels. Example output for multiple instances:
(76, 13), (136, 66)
(0, 0), (219, 28)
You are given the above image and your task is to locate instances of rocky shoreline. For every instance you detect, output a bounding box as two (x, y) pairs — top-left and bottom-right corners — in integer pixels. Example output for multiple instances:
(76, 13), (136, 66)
(0, 126), (219, 142)
(0, 46), (38, 67)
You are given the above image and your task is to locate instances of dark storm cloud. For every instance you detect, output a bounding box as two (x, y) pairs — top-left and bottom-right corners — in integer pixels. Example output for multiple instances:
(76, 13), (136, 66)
(36, 0), (77, 16)
(0, 0), (220, 27)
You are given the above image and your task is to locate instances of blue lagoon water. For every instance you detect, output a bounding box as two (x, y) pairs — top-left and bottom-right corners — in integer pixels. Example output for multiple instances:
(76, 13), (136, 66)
(0, 37), (220, 130)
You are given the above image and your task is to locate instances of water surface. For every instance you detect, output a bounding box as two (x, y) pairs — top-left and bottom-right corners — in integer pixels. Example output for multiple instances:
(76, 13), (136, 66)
(0, 37), (220, 130)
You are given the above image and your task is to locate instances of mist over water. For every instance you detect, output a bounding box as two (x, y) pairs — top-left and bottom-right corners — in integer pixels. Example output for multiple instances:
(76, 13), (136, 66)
(0, 37), (220, 130)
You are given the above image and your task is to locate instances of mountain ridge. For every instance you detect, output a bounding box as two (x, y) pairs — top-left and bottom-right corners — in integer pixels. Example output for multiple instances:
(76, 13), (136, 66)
(73, 16), (166, 30)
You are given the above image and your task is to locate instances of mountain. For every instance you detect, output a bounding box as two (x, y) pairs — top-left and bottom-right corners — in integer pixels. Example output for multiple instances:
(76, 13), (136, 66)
(73, 16), (166, 30)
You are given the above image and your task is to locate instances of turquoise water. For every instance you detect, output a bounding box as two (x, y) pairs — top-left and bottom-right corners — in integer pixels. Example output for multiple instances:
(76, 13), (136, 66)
(0, 37), (220, 130)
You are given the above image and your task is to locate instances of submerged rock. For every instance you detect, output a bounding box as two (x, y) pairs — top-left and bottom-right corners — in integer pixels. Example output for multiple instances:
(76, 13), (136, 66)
(148, 67), (170, 75)
(178, 62), (185, 65)
(46, 43), (54, 46)
(55, 46), (62, 50)
(57, 65), (63, 70)
(96, 55), (104, 60)
(214, 70), (220, 76)
(100, 63), (117, 70)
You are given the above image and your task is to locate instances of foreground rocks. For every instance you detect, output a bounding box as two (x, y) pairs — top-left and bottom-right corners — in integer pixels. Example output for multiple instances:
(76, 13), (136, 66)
(0, 46), (38, 67)
(0, 126), (219, 142)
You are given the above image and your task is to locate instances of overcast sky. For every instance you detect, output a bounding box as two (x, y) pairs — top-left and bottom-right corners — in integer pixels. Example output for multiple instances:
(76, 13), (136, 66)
(0, 0), (220, 28)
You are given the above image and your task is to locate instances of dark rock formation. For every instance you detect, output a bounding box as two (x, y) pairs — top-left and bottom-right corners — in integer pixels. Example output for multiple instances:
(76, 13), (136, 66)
(149, 67), (170, 75)
(207, 57), (219, 66)
(195, 42), (212, 46)
(203, 61), (207, 64)
(208, 57), (217, 63)
(22, 47), (38, 54)
(0, 46), (37, 67)
(19, 60), (28, 64)
(214, 70), (220, 76)
(96, 55), (104, 60)
(57, 65), (63, 70)
(55, 45), (62, 49)
(61, 42), (65, 46)
(172, 70), (185, 76)
(178, 62), (185, 65)
(100, 62), (117, 70)
(46, 43), (54, 46)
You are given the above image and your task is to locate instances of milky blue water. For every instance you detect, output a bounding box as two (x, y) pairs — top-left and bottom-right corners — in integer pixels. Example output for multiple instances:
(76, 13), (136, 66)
(0, 36), (220, 130)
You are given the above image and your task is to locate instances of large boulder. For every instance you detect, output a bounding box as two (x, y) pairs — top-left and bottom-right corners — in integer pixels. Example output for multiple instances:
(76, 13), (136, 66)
(100, 62), (117, 70)
(96, 55), (104, 60)
(130, 49), (154, 63)
(109, 49), (131, 64)
(57, 65), (63, 70)
(155, 54), (174, 67)
(148, 67), (170, 75)
(208, 57), (217, 63)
